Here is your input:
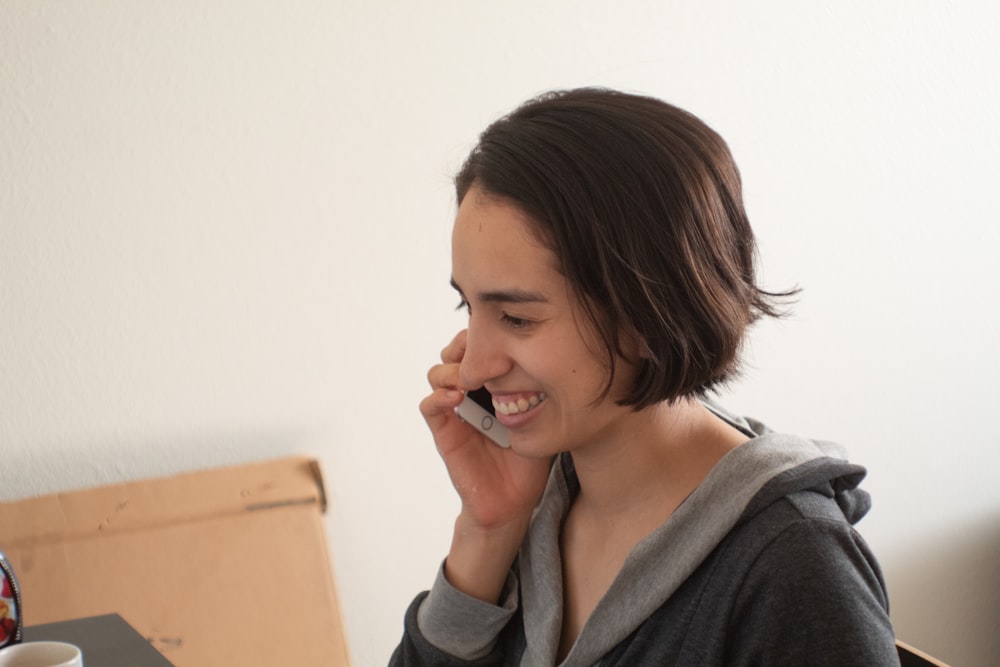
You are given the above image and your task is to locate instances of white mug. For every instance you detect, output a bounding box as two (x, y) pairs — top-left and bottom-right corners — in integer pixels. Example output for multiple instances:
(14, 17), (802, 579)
(0, 641), (83, 667)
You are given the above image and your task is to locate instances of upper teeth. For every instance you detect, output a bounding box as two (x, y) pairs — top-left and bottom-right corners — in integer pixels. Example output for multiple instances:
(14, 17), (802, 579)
(493, 393), (546, 415)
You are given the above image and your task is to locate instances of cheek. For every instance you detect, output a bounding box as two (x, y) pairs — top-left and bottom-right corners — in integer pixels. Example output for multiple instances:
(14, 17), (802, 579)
(554, 354), (616, 404)
(521, 319), (616, 398)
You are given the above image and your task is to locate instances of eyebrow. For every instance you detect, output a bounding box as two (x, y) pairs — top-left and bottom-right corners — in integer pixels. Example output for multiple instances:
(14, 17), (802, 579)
(450, 277), (549, 304)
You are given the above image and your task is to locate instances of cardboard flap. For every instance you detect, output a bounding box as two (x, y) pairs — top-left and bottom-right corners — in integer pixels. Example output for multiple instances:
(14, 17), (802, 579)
(0, 457), (348, 667)
(0, 457), (325, 546)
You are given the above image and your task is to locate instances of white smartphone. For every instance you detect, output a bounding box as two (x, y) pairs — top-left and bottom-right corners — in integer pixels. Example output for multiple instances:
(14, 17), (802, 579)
(455, 387), (511, 448)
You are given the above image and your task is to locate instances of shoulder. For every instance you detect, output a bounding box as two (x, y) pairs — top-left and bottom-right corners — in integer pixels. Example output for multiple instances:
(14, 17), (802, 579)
(725, 487), (888, 605)
(737, 491), (888, 602)
(718, 491), (898, 665)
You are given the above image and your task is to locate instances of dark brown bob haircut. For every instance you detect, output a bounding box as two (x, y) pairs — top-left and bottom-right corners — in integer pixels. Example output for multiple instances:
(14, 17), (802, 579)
(455, 88), (795, 409)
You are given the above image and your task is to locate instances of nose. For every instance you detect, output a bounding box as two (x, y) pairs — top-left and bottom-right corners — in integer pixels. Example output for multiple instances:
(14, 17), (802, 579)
(458, 321), (512, 390)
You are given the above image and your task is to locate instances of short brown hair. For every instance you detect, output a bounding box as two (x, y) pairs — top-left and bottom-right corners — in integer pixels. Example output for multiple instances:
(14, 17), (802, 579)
(455, 88), (795, 409)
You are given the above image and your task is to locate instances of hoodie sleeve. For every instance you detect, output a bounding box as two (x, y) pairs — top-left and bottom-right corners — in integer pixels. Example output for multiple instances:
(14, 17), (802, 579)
(726, 500), (900, 666)
(389, 563), (518, 666)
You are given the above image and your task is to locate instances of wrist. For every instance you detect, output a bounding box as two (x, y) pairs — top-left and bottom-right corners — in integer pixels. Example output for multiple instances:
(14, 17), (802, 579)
(444, 512), (530, 604)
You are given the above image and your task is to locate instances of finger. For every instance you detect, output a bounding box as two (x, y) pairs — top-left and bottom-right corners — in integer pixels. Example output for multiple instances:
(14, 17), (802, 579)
(440, 329), (468, 364)
(419, 386), (464, 415)
(419, 387), (467, 433)
(427, 361), (462, 391)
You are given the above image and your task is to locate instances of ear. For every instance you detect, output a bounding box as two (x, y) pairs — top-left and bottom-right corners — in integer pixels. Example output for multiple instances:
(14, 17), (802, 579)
(620, 326), (654, 362)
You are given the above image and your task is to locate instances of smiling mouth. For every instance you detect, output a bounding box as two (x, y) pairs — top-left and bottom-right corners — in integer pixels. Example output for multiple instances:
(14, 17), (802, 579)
(492, 393), (547, 416)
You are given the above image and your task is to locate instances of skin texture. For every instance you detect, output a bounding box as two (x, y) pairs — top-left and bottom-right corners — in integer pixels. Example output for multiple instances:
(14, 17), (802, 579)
(420, 185), (749, 655)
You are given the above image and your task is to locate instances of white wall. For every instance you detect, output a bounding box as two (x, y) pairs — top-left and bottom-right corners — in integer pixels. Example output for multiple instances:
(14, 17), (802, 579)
(2, 2), (998, 665)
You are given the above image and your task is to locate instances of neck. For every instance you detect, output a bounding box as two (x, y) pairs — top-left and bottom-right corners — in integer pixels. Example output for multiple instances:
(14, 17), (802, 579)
(568, 398), (747, 519)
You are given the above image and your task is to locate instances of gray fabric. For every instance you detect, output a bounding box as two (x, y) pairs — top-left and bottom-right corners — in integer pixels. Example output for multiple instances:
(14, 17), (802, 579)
(417, 564), (519, 659)
(519, 426), (845, 667)
(391, 403), (898, 666)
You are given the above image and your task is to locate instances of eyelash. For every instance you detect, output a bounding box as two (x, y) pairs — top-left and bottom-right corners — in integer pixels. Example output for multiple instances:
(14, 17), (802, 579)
(455, 299), (531, 330)
(502, 314), (530, 330)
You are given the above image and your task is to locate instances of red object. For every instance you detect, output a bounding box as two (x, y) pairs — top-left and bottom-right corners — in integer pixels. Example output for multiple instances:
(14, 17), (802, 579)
(1, 549), (21, 647)
(0, 616), (14, 641)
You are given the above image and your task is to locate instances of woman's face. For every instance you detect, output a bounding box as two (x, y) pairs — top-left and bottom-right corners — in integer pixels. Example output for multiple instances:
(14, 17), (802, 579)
(450, 185), (639, 458)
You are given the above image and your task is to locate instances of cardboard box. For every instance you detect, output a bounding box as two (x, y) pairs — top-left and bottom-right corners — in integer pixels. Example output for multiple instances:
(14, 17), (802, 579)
(0, 457), (350, 666)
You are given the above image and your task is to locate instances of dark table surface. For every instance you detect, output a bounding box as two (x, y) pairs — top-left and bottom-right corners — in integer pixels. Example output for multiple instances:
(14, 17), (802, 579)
(23, 614), (175, 667)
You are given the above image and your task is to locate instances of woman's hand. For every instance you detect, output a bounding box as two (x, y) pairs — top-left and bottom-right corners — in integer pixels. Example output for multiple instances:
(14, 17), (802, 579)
(420, 330), (551, 602)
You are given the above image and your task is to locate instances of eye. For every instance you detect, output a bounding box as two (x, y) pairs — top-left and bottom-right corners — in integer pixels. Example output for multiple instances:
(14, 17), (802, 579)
(502, 313), (531, 330)
(455, 298), (471, 314)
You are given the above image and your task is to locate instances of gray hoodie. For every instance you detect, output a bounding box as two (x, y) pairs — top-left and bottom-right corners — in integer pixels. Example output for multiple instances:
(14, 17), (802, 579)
(392, 403), (899, 666)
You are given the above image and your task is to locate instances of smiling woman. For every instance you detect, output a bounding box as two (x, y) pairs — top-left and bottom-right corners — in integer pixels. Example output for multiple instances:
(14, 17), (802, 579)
(390, 89), (900, 666)
(450, 189), (636, 460)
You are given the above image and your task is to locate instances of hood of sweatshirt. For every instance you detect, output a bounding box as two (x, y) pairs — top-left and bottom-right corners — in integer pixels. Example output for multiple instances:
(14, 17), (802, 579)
(517, 400), (872, 667)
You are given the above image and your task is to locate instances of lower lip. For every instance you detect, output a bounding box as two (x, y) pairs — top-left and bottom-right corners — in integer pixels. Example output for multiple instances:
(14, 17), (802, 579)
(495, 400), (545, 429)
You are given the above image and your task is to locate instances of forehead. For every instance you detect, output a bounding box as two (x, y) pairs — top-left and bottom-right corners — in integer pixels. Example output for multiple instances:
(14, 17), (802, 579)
(451, 188), (561, 286)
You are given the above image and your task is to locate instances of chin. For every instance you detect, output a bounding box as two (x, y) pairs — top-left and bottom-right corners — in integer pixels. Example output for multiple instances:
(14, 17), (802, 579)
(507, 435), (563, 460)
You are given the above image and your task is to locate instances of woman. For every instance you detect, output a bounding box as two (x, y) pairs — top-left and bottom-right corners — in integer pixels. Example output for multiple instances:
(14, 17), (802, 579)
(391, 88), (898, 666)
